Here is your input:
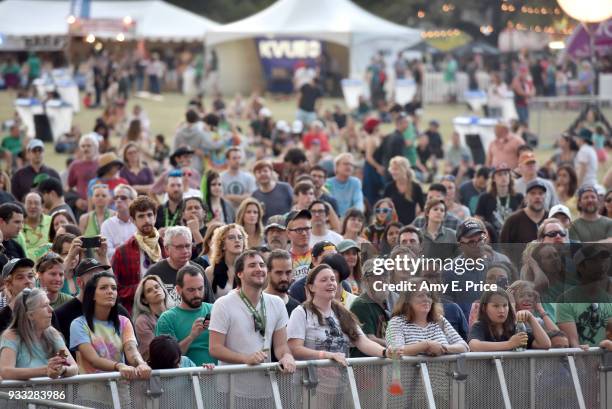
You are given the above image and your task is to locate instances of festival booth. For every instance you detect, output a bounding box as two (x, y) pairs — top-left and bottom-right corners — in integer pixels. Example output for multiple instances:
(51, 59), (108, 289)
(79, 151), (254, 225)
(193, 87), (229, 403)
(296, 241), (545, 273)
(206, 0), (421, 96)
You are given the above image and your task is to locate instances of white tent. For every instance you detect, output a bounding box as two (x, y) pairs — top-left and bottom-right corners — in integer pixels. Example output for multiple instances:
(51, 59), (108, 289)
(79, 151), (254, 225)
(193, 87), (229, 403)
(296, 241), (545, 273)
(206, 0), (421, 93)
(0, 0), (218, 43)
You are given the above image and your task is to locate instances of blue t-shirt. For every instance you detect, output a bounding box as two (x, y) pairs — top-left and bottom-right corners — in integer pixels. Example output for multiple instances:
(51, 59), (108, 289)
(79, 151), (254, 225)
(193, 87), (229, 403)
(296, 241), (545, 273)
(325, 176), (364, 217)
(0, 331), (65, 368)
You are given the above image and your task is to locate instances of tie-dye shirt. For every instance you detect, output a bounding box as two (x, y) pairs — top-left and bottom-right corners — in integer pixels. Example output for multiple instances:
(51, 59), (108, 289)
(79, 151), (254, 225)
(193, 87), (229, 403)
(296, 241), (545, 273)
(291, 249), (312, 281)
(69, 315), (136, 374)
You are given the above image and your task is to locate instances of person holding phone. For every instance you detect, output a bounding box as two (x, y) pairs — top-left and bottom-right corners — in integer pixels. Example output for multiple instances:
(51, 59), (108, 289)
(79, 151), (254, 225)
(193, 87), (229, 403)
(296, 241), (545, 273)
(155, 264), (215, 365)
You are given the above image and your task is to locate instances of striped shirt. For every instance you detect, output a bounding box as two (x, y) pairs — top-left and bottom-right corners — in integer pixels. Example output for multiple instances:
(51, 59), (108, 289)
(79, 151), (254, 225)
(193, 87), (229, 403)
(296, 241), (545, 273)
(385, 316), (468, 350)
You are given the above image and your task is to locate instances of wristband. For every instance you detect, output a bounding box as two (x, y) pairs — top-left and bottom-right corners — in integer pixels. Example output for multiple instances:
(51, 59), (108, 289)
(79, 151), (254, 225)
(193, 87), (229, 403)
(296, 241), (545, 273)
(113, 362), (121, 371)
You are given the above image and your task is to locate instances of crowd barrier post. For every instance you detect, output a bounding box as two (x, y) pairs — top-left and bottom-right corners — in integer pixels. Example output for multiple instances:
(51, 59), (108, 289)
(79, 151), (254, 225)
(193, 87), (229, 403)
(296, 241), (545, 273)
(418, 362), (437, 409)
(601, 351), (612, 409)
(567, 355), (587, 409)
(493, 358), (512, 409)
(450, 354), (467, 409)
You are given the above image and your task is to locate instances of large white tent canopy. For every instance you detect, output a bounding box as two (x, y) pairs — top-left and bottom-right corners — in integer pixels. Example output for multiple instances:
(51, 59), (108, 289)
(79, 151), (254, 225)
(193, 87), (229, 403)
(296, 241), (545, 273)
(0, 0), (219, 41)
(206, 0), (421, 92)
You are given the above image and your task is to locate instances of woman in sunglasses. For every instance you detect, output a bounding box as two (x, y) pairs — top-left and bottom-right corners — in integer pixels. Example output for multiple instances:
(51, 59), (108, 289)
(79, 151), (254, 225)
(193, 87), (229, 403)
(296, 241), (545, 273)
(69, 271), (151, 378)
(386, 278), (468, 356)
(0, 288), (78, 380)
(365, 198), (398, 251)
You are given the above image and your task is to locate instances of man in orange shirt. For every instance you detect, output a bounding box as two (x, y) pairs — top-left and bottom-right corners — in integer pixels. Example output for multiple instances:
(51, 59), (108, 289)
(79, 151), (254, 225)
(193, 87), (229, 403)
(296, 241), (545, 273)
(486, 122), (525, 169)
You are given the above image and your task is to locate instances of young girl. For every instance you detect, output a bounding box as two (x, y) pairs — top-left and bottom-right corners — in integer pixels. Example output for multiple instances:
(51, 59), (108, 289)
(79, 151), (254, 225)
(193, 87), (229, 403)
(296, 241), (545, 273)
(468, 290), (550, 351)
(507, 280), (560, 334)
(468, 262), (516, 328)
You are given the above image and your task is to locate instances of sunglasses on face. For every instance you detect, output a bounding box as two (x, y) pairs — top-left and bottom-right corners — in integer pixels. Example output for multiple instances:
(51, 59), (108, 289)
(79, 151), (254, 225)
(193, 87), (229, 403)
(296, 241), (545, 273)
(325, 316), (342, 338)
(375, 208), (392, 214)
(114, 195), (129, 201)
(543, 230), (567, 238)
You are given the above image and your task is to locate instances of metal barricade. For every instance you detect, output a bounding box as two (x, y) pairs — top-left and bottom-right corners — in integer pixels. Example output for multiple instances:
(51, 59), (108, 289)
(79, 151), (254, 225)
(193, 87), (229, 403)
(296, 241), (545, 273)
(0, 348), (608, 409)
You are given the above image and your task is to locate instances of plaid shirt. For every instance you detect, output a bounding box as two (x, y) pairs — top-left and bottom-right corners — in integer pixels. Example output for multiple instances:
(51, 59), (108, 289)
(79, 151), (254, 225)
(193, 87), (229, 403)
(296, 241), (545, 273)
(412, 213), (461, 231)
(111, 236), (166, 315)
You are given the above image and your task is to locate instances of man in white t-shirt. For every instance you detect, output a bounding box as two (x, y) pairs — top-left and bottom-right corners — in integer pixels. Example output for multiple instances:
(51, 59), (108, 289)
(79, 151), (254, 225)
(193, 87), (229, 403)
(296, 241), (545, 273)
(209, 250), (296, 400)
(308, 200), (342, 246)
(574, 129), (598, 188)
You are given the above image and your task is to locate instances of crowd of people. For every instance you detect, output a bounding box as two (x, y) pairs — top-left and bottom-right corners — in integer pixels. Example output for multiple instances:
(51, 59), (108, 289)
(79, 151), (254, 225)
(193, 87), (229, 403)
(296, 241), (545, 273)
(0, 54), (610, 406)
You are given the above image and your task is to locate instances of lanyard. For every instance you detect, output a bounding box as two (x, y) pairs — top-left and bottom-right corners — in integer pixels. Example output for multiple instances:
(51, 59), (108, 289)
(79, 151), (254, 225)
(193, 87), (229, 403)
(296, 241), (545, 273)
(163, 206), (180, 227)
(239, 289), (266, 338)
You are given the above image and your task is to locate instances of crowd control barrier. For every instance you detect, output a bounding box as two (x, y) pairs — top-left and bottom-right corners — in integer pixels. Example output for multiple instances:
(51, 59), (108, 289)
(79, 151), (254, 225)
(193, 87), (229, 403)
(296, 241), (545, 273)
(0, 348), (610, 409)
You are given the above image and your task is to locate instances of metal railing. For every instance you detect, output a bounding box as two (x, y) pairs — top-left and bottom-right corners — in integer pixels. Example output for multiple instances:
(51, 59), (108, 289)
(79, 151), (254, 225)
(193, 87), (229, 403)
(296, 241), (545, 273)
(0, 348), (610, 409)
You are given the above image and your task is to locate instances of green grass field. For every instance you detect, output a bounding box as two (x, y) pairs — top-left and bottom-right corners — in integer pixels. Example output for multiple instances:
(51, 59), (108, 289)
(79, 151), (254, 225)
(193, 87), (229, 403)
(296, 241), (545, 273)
(0, 90), (609, 179)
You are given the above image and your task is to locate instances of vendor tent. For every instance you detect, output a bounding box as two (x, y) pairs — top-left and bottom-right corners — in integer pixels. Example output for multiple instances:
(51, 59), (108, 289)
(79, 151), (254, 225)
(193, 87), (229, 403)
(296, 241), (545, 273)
(0, 0), (218, 43)
(206, 0), (421, 93)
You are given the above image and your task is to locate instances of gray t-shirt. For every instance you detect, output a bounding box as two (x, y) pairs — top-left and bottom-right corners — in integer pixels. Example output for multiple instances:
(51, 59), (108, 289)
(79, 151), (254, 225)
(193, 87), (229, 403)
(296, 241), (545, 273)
(569, 217), (612, 242)
(514, 177), (559, 211)
(309, 230), (343, 247)
(220, 170), (256, 197)
(252, 182), (294, 223)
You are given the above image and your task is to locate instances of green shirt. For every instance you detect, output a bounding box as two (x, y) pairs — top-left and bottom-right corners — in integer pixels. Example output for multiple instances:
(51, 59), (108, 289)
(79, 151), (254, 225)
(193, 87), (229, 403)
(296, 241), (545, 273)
(350, 293), (389, 357)
(156, 303), (216, 365)
(20, 214), (51, 261)
(1, 135), (22, 156)
(557, 302), (612, 346)
(50, 292), (74, 310)
(402, 124), (418, 167)
(569, 217), (612, 243)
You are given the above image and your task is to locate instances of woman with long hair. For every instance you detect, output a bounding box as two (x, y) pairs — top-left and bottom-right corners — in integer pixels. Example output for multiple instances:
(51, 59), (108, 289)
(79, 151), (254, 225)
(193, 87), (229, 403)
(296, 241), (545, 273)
(204, 224), (247, 299)
(235, 198), (265, 249)
(51, 233), (79, 296)
(475, 165), (524, 234)
(384, 156), (425, 225)
(79, 184), (115, 237)
(337, 240), (363, 295)
(287, 264), (393, 362)
(555, 165), (578, 214)
(119, 142), (154, 194)
(48, 210), (77, 243)
(196, 220), (223, 270)
(545, 133), (577, 174)
(365, 197), (398, 250)
(0, 170), (15, 202)
(0, 288), (78, 380)
(69, 271), (151, 377)
(202, 170), (235, 224)
(379, 221), (403, 255)
(341, 208), (369, 244)
(132, 275), (171, 361)
(468, 290), (550, 352)
(386, 278), (468, 356)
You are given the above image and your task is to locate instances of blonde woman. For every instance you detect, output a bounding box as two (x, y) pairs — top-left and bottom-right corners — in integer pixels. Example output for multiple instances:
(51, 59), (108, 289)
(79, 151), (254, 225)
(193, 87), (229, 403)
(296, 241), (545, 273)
(0, 171), (15, 202)
(235, 198), (265, 249)
(204, 224), (248, 299)
(384, 156), (425, 225)
(132, 275), (172, 361)
(79, 184), (115, 237)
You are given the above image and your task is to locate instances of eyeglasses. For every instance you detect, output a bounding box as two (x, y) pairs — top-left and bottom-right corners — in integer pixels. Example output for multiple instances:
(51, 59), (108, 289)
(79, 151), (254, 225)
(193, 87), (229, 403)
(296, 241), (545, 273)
(375, 208), (392, 214)
(310, 209), (326, 215)
(171, 243), (192, 250)
(226, 234), (244, 241)
(114, 195), (129, 201)
(543, 230), (567, 238)
(21, 288), (33, 310)
(460, 236), (485, 247)
(289, 226), (311, 234)
(325, 316), (342, 338)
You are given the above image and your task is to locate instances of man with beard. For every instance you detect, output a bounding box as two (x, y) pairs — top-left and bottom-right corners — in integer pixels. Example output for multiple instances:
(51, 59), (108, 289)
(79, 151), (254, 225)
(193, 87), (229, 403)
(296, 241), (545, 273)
(155, 172), (183, 230)
(252, 160), (293, 223)
(570, 186), (612, 243)
(146, 226), (214, 306)
(155, 264), (215, 365)
(264, 215), (288, 251)
(112, 196), (166, 314)
(11, 138), (60, 203)
(209, 250), (295, 404)
(264, 250), (300, 316)
(500, 180), (548, 244)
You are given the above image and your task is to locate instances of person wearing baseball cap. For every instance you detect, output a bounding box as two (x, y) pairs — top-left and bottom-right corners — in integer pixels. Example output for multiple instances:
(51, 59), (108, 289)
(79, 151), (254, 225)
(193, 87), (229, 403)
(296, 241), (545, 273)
(569, 185), (612, 243)
(285, 209), (313, 281)
(574, 128), (598, 188)
(548, 204), (572, 230)
(0, 258), (35, 333)
(10, 138), (60, 202)
(53, 258), (131, 349)
(500, 179), (548, 244)
(264, 215), (288, 251)
(514, 149), (559, 211)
